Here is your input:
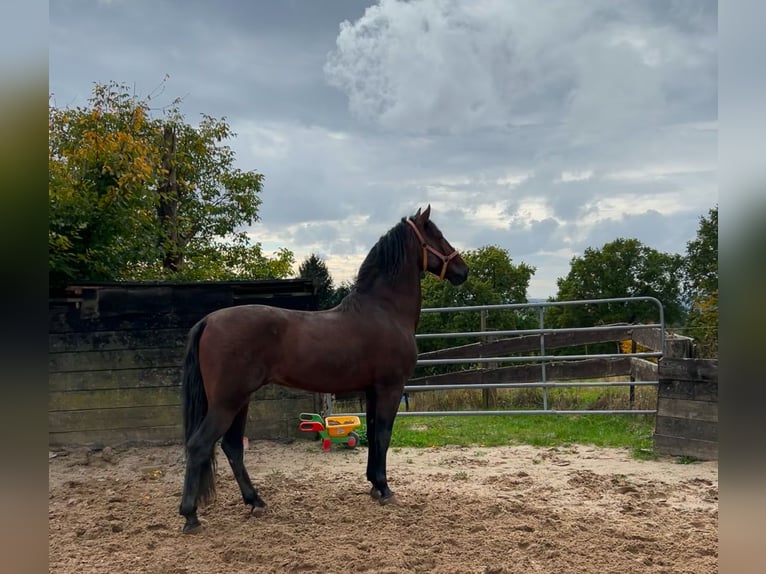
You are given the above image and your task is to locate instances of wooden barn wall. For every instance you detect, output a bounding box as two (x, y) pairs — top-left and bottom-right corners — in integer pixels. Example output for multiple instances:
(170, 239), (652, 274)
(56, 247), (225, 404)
(653, 358), (718, 460)
(49, 281), (320, 447)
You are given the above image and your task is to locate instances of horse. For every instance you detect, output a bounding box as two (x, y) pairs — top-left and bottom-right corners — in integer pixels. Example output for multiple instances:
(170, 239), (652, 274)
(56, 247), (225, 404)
(178, 205), (469, 533)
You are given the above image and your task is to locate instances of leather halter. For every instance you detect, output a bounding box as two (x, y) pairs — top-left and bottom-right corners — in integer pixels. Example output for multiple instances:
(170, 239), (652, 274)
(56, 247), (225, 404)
(405, 218), (459, 281)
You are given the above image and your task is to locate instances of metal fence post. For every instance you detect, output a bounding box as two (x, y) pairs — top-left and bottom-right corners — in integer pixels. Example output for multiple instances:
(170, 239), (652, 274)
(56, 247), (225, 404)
(539, 306), (548, 411)
(480, 309), (497, 409)
(629, 340), (637, 408)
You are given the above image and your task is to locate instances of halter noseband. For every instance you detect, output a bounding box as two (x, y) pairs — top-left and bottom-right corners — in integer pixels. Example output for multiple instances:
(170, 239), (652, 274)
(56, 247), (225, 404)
(405, 218), (459, 281)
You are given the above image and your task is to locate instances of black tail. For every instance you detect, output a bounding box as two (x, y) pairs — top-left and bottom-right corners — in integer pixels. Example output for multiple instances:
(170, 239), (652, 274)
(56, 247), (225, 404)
(181, 318), (216, 504)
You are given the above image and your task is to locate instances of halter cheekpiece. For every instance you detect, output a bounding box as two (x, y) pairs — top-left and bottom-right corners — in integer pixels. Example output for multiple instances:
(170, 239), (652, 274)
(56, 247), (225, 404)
(405, 218), (459, 281)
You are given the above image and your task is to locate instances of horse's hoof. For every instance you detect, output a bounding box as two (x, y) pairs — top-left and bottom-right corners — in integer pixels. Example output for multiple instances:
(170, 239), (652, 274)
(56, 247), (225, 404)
(182, 519), (203, 534)
(379, 493), (396, 506)
(250, 504), (266, 517)
(370, 487), (382, 500)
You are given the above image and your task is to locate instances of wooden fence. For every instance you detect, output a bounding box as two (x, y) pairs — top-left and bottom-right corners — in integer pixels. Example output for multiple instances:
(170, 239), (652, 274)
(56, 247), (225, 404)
(332, 323), (693, 413)
(49, 280), (320, 448)
(653, 358), (718, 460)
(408, 324), (692, 390)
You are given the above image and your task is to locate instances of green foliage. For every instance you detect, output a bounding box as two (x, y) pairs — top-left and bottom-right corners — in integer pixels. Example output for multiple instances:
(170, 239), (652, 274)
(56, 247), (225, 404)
(675, 455), (700, 465)
(329, 280), (354, 307)
(418, 245), (536, 344)
(415, 245), (536, 377)
(684, 206), (718, 300)
(49, 80), (293, 287)
(684, 206), (718, 357)
(49, 83), (161, 283)
(549, 238), (685, 329)
(130, 244), (295, 281)
(298, 254), (335, 309)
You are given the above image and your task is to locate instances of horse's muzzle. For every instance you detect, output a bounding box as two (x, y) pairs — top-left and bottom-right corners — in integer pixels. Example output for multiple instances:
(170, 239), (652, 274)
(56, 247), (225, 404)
(447, 265), (469, 286)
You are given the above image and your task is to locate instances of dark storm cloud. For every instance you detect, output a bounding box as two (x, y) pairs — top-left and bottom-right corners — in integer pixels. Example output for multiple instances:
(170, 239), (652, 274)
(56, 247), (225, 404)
(49, 0), (717, 298)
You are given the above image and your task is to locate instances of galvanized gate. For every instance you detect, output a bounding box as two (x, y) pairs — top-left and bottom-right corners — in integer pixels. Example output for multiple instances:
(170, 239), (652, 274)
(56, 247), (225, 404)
(334, 296), (674, 418)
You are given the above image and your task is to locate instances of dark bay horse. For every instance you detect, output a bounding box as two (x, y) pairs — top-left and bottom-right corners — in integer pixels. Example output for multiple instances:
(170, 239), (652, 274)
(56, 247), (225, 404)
(178, 205), (468, 533)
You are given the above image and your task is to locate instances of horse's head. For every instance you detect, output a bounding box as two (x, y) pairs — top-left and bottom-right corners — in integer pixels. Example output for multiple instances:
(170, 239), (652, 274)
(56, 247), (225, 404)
(406, 205), (469, 285)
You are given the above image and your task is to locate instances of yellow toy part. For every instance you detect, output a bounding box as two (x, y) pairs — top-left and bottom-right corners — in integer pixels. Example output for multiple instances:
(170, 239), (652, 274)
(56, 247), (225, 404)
(324, 415), (361, 438)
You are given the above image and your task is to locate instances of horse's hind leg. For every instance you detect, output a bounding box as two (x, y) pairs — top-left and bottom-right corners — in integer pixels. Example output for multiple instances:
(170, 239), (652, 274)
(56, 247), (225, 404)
(221, 402), (266, 515)
(179, 408), (233, 533)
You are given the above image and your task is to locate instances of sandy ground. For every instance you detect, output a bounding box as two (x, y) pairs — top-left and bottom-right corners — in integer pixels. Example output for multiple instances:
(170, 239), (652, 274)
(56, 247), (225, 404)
(49, 439), (717, 574)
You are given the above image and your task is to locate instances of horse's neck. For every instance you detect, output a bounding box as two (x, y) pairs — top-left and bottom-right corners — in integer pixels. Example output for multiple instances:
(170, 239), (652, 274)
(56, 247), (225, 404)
(362, 269), (423, 331)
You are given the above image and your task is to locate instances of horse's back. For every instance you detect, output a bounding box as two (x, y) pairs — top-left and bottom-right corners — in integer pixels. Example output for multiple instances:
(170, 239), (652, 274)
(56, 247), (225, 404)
(200, 302), (417, 393)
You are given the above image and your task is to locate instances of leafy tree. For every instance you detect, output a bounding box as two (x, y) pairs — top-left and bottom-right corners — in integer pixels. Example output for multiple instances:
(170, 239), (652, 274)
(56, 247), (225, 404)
(49, 83), (160, 284)
(49, 80), (293, 288)
(298, 254), (335, 309)
(417, 245), (536, 354)
(329, 280), (354, 308)
(684, 206), (718, 357)
(548, 238), (685, 328)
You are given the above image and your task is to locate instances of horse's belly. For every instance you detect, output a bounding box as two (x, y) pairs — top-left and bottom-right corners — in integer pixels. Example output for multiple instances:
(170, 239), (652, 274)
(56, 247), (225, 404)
(270, 341), (415, 393)
(269, 351), (371, 392)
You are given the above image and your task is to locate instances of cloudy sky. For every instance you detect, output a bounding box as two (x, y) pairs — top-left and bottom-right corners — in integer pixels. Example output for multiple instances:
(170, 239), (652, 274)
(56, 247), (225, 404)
(49, 0), (717, 299)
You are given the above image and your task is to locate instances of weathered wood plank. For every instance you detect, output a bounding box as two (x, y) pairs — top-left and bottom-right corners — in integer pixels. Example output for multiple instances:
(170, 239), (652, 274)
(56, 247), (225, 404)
(653, 433), (718, 460)
(49, 309), (199, 334)
(658, 358), (719, 383)
(654, 415), (718, 443)
(658, 380), (718, 402)
(50, 296), (317, 333)
(656, 398), (718, 423)
(48, 404), (317, 447)
(49, 383), (317, 409)
(418, 327), (634, 360)
(49, 347), (185, 373)
(633, 329), (693, 357)
(630, 358), (658, 382)
(94, 286), (174, 316)
(245, 398), (318, 438)
(410, 357), (632, 386)
(49, 404), (182, 432)
(49, 367), (182, 392)
(49, 393), (318, 433)
(49, 386), (182, 411)
(49, 328), (188, 353)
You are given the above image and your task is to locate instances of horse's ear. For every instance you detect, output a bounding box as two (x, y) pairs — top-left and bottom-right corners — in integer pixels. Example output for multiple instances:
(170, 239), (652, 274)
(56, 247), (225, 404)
(415, 207), (422, 218)
(422, 204), (431, 221)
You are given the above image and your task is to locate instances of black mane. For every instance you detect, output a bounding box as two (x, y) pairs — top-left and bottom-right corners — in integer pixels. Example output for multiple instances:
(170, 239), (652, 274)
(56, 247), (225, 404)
(354, 218), (413, 292)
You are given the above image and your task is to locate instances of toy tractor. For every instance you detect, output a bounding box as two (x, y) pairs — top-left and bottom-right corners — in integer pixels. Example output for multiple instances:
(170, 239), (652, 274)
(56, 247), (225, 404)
(298, 412), (362, 451)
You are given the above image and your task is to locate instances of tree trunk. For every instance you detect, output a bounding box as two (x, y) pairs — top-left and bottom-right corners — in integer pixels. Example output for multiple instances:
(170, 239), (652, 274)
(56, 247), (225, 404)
(157, 125), (183, 273)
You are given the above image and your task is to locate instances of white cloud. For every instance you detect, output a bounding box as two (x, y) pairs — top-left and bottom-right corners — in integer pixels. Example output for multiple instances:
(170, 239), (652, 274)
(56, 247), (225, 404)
(496, 172), (531, 188)
(324, 0), (588, 132)
(508, 199), (558, 227)
(603, 163), (715, 183)
(580, 195), (687, 225)
(559, 170), (594, 183)
(325, 0), (715, 134)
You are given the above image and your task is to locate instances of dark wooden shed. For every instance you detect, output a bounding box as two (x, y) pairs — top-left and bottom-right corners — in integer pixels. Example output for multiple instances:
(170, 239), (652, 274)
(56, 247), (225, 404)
(49, 280), (321, 447)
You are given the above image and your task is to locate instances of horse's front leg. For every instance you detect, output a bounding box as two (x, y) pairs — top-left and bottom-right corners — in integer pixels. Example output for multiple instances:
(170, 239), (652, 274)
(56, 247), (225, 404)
(367, 383), (404, 504)
(364, 387), (380, 499)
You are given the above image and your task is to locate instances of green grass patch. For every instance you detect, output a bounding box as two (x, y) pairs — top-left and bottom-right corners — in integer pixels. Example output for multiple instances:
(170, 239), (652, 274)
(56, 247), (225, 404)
(357, 414), (655, 458)
(339, 383), (658, 460)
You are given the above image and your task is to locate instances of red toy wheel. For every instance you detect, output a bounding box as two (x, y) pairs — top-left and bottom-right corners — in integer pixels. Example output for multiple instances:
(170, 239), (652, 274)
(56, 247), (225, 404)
(346, 432), (360, 449)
